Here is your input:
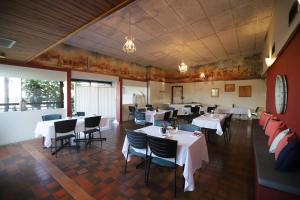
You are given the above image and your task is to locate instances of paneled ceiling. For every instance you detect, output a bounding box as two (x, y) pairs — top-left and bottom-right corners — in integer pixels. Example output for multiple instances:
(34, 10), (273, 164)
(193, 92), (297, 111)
(0, 0), (134, 62)
(65, 0), (274, 70)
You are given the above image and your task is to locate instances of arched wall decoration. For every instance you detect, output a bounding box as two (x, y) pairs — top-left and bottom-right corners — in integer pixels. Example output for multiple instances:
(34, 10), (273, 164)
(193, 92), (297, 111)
(275, 74), (288, 114)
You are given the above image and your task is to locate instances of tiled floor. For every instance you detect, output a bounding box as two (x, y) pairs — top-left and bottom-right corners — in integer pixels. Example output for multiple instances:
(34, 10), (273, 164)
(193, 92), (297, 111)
(0, 119), (254, 200)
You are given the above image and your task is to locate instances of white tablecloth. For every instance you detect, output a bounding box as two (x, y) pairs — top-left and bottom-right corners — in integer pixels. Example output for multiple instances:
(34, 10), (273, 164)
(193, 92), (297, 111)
(216, 107), (251, 118)
(34, 117), (110, 148)
(145, 110), (172, 123)
(121, 126), (209, 192)
(192, 114), (227, 135)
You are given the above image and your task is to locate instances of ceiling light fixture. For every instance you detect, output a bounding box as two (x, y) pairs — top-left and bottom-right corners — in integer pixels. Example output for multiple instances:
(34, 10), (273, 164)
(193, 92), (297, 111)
(123, 7), (136, 53)
(200, 72), (205, 78)
(178, 44), (188, 73)
(265, 56), (276, 67)
(178, 62), (188, 73)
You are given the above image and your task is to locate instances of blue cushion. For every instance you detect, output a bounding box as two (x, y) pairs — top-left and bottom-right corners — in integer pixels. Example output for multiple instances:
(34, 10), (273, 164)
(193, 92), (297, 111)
(275, 140), (300, 171)
(154, 120), (171, 127)
(178, 124), (200, 132)
(151, 157), (176, 168)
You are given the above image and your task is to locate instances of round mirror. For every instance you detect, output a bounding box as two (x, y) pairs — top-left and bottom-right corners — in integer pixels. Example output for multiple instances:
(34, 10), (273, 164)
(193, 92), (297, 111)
(275, 74), (288, 114)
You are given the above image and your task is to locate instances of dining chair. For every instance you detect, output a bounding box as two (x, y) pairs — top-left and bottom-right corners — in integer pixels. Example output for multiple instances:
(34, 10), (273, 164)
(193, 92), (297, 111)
(163, 111), (172, 121)
(76, 112), (85, 116)
(134, 111), (152, 126)
(124, 129), (148, 182)
(128, 106), (136, 120)
(226, 114), (233, 141)
(78, 116), (106, 147)
(42, 114), (62, 121)
(251, 107), (260, 117)
(41, 114), (62, 148)
(187, 107), (200, 122)
(53, 119), (77, 157)
(170, 110), (178, 126)
(178, 124), (200, 132)
(145, 104), (153, 108)
(207, 106), (215, 113)
(222, 115), (232, 144)
(147, 135), (178, 197)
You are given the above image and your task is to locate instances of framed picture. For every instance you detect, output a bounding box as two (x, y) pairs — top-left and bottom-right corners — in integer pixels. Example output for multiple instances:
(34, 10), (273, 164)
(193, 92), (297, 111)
(225, 84), (235, 92)
(211, 88), (219, 97)
(239, 86), (252, 97)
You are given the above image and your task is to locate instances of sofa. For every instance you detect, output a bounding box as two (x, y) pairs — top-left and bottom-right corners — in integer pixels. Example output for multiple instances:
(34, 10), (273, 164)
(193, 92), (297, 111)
(252, 119), (300, 200)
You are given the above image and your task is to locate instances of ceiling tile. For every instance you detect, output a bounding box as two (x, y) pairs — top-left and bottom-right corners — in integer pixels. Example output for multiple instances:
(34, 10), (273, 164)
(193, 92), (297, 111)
(167, 0), (206, 24)
(201, 35), (228, 59)
(190, 19), (215, 39)
(217, 28), (239, 56)
(142, 3), (184, 32)
(198, 0), (231, 17)
(232, 1), (257, 26)
(64, 0), (274, 70)
(210, 9), (234, 32)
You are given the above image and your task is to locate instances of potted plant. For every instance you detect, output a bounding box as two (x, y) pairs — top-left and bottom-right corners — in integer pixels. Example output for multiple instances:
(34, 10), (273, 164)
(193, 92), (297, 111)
(161, 121), (168, 134)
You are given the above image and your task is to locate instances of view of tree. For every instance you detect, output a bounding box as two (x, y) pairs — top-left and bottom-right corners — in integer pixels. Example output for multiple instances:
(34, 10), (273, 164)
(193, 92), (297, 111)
(22, 80), (63, 109)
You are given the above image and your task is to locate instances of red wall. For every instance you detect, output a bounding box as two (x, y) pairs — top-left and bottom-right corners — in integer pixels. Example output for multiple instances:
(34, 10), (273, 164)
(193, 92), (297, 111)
(266, 28), (300, 138)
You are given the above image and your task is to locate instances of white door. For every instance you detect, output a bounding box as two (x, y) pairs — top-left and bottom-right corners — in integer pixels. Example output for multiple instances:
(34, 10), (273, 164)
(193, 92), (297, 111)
(172, 86), (183, 104)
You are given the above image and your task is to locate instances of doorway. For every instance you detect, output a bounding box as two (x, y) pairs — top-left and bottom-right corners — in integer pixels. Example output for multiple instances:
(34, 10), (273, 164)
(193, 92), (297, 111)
(172, 86), (183, 104)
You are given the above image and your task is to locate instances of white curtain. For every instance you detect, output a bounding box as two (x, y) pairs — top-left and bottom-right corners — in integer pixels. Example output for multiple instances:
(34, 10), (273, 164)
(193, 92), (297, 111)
(75, 85), (116, 118)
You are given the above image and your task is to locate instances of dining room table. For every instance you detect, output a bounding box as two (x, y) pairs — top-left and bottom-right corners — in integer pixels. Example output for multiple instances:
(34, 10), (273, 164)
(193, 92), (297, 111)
(192, 113), (227, 135)
(121, 125), (209, 192)
(145, 110), (173, 123)
(34, 116), (110, 148)
(216, 107), (251, 118)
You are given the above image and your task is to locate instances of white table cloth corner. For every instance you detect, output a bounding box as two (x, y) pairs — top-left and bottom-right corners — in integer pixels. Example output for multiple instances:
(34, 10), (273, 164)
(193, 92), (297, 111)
(34, 117), (110, 148)
(121, 126), (209, 192)
(192, 114), (227, 135)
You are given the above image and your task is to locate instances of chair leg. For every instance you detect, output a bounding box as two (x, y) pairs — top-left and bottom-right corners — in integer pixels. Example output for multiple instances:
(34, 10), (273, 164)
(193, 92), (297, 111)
(124, 152), (129, 174)
(55, 140), (57, 158)
(146, 159), (151, 184)
(174, 167), (177, 197)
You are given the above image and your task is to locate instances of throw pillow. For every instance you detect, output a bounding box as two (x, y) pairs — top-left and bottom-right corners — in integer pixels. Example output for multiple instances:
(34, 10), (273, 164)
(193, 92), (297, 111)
(265, 119), (284, 137)
(269, 128), (290, 153)
(259, 112), (272, 128)
(275, 132), (298, 159)
(275, 140), (300, 171)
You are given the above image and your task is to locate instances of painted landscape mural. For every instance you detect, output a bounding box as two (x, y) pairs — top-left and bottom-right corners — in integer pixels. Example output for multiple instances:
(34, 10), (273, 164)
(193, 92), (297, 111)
(32, 44), (263, 83)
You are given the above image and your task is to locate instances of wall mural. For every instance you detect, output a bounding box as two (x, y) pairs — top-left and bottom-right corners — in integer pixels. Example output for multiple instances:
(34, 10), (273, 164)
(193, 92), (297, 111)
(164, 54), (263, 83)
(32, 44), (147, 81)
(32, 44), (263, 83)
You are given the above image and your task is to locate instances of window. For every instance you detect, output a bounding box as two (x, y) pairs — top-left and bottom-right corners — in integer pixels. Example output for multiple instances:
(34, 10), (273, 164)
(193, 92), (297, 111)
(71, 79), (116, 118)
(0, 76), (65, 112)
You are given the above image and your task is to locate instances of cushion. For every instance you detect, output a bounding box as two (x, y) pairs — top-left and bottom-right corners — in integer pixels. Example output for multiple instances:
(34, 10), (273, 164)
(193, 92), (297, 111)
(269, 129), (290, 153)
(259, 113), (272, 130)
(259, 112), (269, 126)
(275, 132), (298, 159)
(265, 119), (284, 137)
(275, 140), (300, 171)
(267, 125), (287, 146)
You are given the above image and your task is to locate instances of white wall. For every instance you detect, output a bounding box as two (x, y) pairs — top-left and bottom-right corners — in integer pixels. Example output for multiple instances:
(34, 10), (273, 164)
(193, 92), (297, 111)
(170, 79), (266, 110)
(263, 0), (300, 73)
(0, 64), (67, 81)
(0, 64), (68, 145)
(149, 81), (171, 105)
(0, 108), (66, 146)
(122, 79), (148, 121)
